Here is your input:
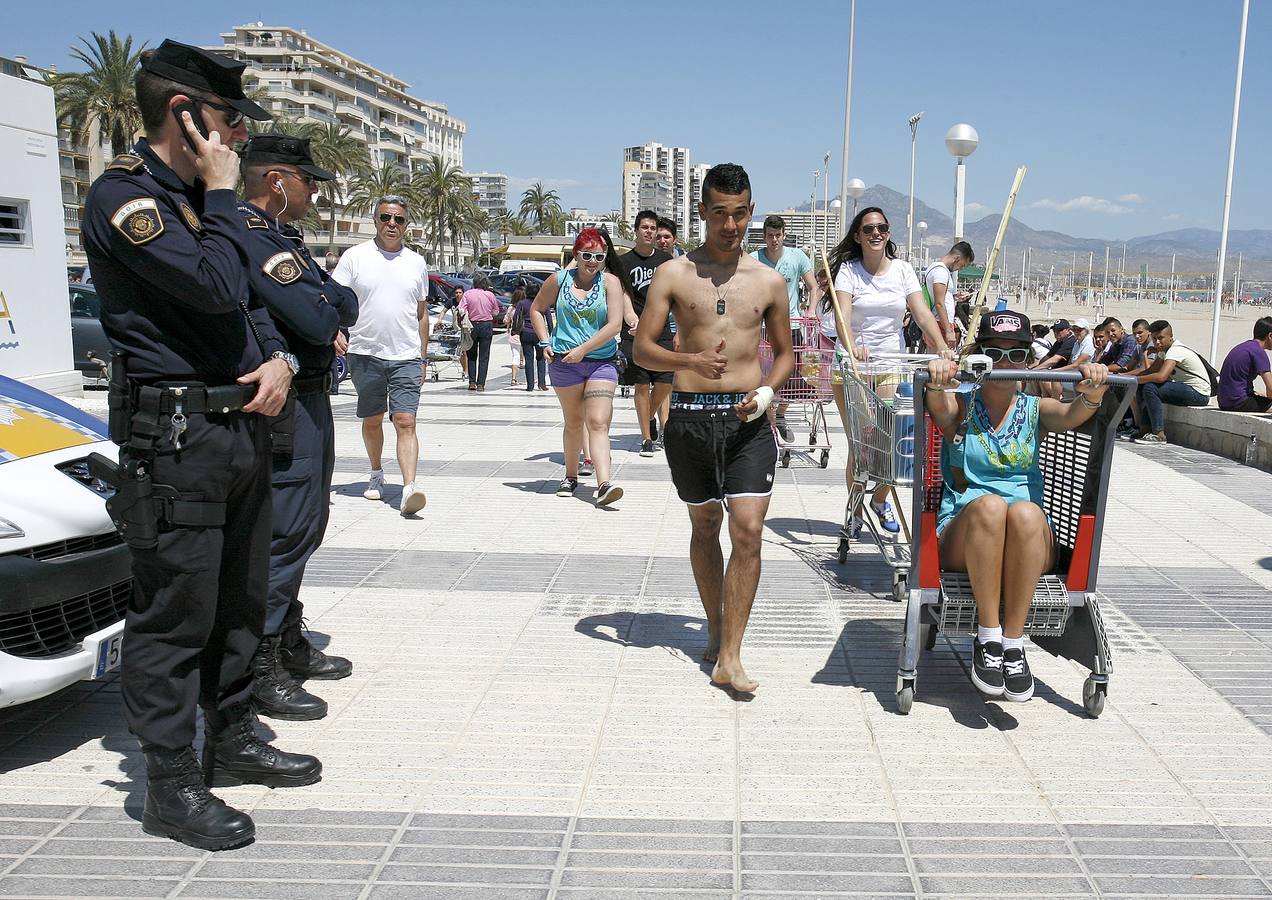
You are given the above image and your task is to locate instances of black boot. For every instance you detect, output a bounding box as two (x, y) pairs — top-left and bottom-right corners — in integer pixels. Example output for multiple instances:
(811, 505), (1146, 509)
(141, 745), (254, 851)
(203, 703), (322, 789)
(279, 607), (352, 681)
(250, 636), (328, 720)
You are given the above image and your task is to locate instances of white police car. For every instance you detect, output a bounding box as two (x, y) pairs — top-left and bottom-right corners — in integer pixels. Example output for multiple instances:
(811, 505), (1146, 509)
(0, 374), (130, 707)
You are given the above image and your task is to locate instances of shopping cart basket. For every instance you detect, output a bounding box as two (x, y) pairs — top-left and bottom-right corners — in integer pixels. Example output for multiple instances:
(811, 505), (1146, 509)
(896, 368), (1136, 717)
(427, 323), (464, 381)
(759, 316), (834, 468)
(836, 353), (936, 598)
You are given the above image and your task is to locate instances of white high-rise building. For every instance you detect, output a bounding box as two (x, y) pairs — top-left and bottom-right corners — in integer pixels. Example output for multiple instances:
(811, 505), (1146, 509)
(637, 171), (674, 222)
(468, 171), (507, 249)
(688, 163), (711, 242)
(623, 142), (692, 230)
(211, 24), (466, 259)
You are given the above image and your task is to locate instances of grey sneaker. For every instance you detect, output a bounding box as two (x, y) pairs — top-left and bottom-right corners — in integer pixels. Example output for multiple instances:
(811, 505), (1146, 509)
(639, 439), (655, 457)
(1135, 433), (1167, 444)
(595, 482), (624, 507)
(578, 456), (594, 477)
(363, 471), (385, 501)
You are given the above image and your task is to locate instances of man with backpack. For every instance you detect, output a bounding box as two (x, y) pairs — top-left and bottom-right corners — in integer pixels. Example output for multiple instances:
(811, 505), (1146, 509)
(1131, 319), (1215, 444)
(923, 241), (975, 346)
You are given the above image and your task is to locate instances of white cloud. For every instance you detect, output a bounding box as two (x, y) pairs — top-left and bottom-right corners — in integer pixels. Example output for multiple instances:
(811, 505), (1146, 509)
(1162, 212), (1184, 222)
(1027, 195), (1132, 215)
(1117, 193), (1145, 204)
(965, 201), (990, 216)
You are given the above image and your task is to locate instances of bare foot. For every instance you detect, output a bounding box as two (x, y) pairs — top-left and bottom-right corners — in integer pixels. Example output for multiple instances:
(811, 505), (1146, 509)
(711, 661), (759, 694)
(703, 632), (720, 664)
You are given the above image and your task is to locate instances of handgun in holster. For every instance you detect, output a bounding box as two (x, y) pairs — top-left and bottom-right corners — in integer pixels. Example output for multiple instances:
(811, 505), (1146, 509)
(87, 452), (226, 551)
(107, 350), (132, 445)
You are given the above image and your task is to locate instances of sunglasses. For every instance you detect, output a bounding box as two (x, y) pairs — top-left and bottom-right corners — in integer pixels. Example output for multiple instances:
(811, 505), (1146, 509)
(980, 347), (1031, 364)
(282, 169), (317, 187)
(378, 213), (407, 225)
(198, 98), (245, 129)
(860, 223), (890, 235)
(576, 250), (606, 262)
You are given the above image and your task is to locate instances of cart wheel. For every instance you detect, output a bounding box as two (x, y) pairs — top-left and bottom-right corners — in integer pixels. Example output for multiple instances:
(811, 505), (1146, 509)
(922, 622), (937, 651)
(431, 372), (439, 382)
(891, 573), (907, 603)
(819, 450), (830, 469)
(897, 681), (915, 715)
(780, 450), (791, 468)
(837, 539), (848, 565)
(1082, 677), (1106, 718)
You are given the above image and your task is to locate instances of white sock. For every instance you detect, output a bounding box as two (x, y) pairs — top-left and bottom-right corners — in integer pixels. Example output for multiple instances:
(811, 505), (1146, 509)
(370, 468), (383, 477)
(977, 625), (1003, 645)
(1002, 634), (1026, 651)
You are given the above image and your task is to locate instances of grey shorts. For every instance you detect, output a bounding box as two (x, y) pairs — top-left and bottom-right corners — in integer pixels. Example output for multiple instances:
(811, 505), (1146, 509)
(347, 353), (422, 418)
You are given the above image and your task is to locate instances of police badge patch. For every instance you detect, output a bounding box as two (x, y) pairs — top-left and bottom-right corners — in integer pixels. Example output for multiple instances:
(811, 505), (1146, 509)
(110, 198), (165, 246)
(244, 214), (269, 229)
(263, 251), (303, 285)
(179, 203), (202, 232)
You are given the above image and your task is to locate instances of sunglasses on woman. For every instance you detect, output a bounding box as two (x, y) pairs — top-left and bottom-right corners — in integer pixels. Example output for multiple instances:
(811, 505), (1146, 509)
(576, 250), (606, 262)
(378, 213), (407, 225)
(980, 347), (1031, 364)
(860, 223), (890, 235)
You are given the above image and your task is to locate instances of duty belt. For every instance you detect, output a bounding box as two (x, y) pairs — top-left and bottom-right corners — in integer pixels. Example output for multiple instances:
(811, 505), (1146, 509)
(142, 382), (257, 415)
(292, 372), (333, 395)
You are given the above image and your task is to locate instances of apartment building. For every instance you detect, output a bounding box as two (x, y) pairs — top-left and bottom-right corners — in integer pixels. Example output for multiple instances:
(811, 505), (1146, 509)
(211, 24), (466, 258)
(758, 208), (843, 257)
(0, 55), (105, 265)
(637, 171), (673, 223)
(622, 142), (691, 230)
(687, 163), (710, 242)
(468, 171), (507, 250)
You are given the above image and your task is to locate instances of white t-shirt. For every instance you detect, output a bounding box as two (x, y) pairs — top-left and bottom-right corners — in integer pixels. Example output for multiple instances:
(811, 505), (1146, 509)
(333, 240), (429, 360)
(924, 262), (958, 322)
(832, 257), (921, 353)
(1072, 333), (1096, 363)
(1166, 343), (1211, 396)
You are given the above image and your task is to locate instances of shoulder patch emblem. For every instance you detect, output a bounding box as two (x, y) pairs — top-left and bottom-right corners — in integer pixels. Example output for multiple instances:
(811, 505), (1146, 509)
(244, 214), (269, 230)
(110, 198), (165, 246)
(178, 203), (202, 232)
(263, 251), (303, 285)
(106, 153), (144, 173)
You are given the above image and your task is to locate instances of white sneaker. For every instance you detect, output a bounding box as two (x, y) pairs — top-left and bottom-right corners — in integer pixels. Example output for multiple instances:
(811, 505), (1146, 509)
(401, 484), (427, 516)
(363, 471), (385, 501)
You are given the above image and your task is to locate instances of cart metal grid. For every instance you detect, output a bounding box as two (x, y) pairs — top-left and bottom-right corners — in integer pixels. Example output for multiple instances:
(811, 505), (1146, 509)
(758, 316), (834, 469)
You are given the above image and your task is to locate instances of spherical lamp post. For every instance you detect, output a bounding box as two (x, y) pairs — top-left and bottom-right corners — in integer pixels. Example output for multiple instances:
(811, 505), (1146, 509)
(844, 178), (866, 222)
(944, 124), (979, 240)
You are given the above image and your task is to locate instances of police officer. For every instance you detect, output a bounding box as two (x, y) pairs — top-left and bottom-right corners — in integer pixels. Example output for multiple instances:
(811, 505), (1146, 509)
(237, 134), (359, 720)
(81, 40), (320, 852)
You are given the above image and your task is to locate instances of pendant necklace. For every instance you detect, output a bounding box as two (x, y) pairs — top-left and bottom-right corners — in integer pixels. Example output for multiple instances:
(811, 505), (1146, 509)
(715, 270), (736, 315)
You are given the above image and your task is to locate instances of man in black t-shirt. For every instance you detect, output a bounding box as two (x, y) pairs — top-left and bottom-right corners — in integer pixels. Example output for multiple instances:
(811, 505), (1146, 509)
(619, 210), (674, 456)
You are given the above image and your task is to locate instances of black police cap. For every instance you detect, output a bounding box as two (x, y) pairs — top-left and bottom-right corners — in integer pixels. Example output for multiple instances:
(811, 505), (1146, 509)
(243, 134), (336, 182)
(142, 39), (272, 121)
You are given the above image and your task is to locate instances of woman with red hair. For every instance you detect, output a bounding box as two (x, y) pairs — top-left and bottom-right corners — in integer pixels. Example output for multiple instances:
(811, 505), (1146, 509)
(530, 228), (633, 507)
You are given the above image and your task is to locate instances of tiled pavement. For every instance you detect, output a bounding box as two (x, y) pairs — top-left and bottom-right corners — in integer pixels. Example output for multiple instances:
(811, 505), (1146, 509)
(3, 364), (1272, 898)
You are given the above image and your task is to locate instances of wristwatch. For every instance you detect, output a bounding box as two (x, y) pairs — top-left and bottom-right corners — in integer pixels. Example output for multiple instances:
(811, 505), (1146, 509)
(270, 351), (300, 375)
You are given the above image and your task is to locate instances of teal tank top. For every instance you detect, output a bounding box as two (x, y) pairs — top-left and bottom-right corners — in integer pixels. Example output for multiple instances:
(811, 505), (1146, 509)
(937, 392), (1046, 535)
(551, 269), (618, 360)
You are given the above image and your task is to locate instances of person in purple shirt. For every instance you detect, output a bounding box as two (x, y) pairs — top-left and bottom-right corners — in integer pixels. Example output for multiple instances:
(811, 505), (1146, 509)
(1218, 317), (1272, 412)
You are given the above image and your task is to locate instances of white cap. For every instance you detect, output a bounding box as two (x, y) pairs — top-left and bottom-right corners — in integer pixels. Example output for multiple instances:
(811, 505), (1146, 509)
(1074, 318), (1091, 330)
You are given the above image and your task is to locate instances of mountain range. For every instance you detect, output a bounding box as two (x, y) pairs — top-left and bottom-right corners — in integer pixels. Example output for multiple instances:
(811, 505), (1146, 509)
(796, 185), (1272, 280)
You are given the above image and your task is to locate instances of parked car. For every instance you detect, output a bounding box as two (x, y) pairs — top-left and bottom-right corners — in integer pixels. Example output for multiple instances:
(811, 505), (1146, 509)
(69, 284), (111, 384)
(489, 272), (547, 298)
(432, 274), (513, 329)
(0, 374), (130, 708)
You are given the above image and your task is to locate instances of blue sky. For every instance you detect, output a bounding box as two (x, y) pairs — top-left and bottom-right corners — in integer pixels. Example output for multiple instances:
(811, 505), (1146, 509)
(8, 0), (1269, 240)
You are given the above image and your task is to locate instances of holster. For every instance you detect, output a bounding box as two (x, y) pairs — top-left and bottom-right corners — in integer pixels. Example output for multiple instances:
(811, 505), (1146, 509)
(269, 389), (296, 456)
(107, 351), (132, 445)
(88, 452), (226, 552)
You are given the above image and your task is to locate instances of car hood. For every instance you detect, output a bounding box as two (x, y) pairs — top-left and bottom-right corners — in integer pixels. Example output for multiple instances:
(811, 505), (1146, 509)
(0, 374), (108, 466)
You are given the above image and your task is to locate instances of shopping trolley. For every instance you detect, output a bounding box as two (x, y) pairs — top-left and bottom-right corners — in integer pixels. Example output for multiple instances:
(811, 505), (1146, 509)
(836, 353), (936, 601)
(896, 368), (1136, 717)
(426, 323), (464, 381)
(758, 317), (834, 469)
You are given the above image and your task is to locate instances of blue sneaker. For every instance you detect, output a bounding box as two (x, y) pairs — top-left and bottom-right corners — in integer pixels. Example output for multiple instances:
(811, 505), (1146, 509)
(871, 500), (900, 534)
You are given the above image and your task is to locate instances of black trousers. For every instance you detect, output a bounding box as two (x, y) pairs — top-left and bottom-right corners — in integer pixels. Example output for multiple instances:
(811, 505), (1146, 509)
(120, 411), (271, 750)
(265, 389), (335, 635)
(466, 320), (493, 386)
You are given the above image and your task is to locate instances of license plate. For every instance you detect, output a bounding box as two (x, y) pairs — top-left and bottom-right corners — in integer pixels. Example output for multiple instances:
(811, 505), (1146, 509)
(92, 633), (123, 679)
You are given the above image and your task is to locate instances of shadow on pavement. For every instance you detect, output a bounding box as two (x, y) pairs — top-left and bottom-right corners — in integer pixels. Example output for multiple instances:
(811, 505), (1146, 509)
(575, 612), (711, 668)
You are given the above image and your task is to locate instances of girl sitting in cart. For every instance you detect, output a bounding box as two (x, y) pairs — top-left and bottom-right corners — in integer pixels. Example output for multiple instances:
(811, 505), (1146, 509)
(924, 310), (1109, 702)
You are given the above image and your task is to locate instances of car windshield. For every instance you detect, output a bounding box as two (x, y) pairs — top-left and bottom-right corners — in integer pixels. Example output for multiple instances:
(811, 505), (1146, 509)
(69, 290), (100, 319)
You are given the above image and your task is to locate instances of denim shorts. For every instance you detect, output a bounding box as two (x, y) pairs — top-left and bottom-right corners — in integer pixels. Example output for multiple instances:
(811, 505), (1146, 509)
(347, 353), (422, 418)
(548, 358), (619, 388)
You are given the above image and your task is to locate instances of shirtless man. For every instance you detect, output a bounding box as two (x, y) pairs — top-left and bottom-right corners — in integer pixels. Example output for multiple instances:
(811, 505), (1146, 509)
(636, 163), (793, 695)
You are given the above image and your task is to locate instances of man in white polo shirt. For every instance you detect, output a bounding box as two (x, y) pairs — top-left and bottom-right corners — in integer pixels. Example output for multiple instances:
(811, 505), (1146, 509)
(332, 196), (430, 515)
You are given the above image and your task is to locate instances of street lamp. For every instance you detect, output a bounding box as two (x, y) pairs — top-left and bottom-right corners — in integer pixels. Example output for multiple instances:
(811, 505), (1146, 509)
(917, 220), (928, 270)
(838, 0), (857, 234)
(945, 123), (979, 240)
(907, 111), (923, 262)
(829, 198), (842, 251)
(844, 177), (866, 222)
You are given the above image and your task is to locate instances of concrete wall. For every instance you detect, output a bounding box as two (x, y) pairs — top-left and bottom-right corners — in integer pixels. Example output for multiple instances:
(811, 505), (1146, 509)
(0, 75), (77, 395)
(1164, 403), (1272, 472)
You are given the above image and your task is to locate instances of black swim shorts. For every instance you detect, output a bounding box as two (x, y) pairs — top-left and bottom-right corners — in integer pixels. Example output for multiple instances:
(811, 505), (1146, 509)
(619, 338), (674, 386)
(663, 391), (778, 505)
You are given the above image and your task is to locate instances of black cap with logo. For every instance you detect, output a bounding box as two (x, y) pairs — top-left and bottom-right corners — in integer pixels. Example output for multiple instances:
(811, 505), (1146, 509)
(976, 310), (1033, 346)
(142, 39), (272, 121)
(242, 134), (336, 182)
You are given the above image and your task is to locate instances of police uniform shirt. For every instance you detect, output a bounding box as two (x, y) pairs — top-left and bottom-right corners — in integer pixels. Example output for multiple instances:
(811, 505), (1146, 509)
(237, 201), (359, 377)
(82, 139), (288, 381)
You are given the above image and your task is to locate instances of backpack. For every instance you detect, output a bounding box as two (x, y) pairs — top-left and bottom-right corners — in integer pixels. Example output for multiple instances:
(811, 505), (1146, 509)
(1177, 344), (1220, 397)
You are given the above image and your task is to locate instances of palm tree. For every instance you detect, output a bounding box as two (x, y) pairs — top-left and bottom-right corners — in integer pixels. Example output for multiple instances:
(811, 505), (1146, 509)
(543, 208), (568, 237)
(463, 208), (491, 268)
(54, 31), (146, 158)
(304, 123), (370, 250)
(491, 209), (529, 246)
(518, 183), (561, 232)
(412, 156), (472, 267)
(343, 160), (416, 245)
(603, 213), (633, 241)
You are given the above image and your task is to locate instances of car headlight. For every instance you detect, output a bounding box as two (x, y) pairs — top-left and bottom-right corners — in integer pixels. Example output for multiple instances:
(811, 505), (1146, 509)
(0, 516), (24, 540)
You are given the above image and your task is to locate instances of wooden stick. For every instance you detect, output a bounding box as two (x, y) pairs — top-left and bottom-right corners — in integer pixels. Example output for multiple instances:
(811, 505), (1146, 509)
(960, 166), (1028, 362)
(817, 253), (862, 381)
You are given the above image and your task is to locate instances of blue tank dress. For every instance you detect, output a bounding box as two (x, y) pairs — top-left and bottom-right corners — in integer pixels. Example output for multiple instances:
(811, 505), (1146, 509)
(552, 269), (618, 361)
(936, 392), (1047, 536)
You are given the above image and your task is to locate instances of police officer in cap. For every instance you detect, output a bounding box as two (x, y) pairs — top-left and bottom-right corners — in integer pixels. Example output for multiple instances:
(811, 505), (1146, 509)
(237, 134), (359, 720)
(81, 39), (319, 851)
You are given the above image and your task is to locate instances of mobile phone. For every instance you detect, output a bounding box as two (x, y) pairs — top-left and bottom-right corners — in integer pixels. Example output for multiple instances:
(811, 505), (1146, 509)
(172, 101), (207, 153)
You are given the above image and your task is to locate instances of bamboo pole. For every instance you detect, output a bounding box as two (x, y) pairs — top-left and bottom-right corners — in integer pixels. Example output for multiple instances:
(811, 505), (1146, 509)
(960, 166), (1027, 361)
